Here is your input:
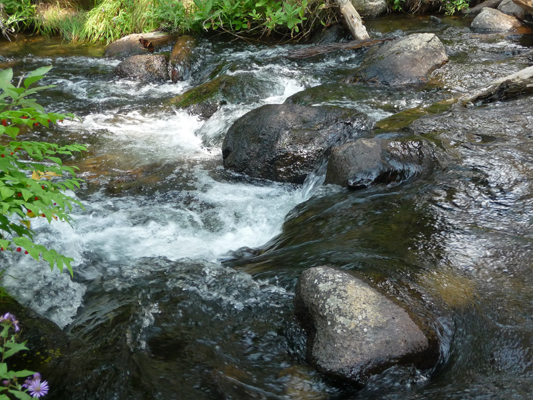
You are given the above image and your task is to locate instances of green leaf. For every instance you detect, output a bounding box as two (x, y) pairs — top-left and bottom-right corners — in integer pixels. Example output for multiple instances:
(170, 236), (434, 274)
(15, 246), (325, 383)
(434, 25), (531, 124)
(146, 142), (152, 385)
(8, 390), (32, 400)
(0, 187), (14, 201)
(0, 69), (13, 84)
(3, 341), (29, 359)
(20, 189), (33, 202)
(23, 76), (43, 88)
(25, 65), (53, 79)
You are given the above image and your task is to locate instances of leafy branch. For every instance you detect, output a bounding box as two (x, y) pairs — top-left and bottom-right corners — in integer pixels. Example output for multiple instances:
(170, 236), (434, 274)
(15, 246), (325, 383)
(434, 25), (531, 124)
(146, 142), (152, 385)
(0, 66), (86, 276)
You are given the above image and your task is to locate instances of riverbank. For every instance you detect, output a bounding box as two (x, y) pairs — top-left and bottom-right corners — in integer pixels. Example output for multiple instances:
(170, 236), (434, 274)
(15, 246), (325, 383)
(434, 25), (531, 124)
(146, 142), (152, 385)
(2, 0), (478, 45)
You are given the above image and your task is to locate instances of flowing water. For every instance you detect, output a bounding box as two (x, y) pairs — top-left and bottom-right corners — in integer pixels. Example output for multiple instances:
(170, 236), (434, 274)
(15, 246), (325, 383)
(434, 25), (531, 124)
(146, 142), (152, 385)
(0, 14), (533, 399)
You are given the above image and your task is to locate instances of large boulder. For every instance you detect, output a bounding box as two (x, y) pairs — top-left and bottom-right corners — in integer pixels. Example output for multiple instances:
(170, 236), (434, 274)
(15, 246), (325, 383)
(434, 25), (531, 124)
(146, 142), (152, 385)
(169, 35), (196, 82)
(116, 54), (169, 82)
(351, 0), (387, 18)
(222, 104), (372, 183)
(352, 33), (448, 86)
(498, 0), (528, 18)
(471, 8), (522, 32)
(324, 136), (438, 189)
(105, 32), (176, 59)
(294, 266), (435, 385)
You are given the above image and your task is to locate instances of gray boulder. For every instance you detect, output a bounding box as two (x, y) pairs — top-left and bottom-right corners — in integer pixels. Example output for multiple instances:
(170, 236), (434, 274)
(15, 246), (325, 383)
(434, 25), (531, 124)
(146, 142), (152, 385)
(471, 8), (522, 32)
(498, 0), (527, 19)
(351, 0), (387, 18)
(222, 104), (372, 183)
(325, 137), (438, 189)
(105, 32), (176, 59)
(294, 266), (434, 385)
(352, 33), (448, 86)
(116, 54), (169, 82)
(169, 35), (196, 82)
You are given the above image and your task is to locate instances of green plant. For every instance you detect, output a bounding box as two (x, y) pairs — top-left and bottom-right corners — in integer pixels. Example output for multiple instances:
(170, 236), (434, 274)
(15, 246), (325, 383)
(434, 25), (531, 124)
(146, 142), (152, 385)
(193, 0), (309, 37)
(387, 0), (469, 14)
(80, 0), (158, 43)
(148, 0), (191, 32)
(32, 1), (87, 42)
(0, 313), (49, 399)
(0, 0), (35, 39)
(0, 66), (86, 276)
(442, 0), (469, 14)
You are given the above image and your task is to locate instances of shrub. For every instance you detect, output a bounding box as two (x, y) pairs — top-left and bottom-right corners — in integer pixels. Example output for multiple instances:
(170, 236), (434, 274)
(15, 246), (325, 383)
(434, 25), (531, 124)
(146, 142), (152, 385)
(0, 66), (86, 276)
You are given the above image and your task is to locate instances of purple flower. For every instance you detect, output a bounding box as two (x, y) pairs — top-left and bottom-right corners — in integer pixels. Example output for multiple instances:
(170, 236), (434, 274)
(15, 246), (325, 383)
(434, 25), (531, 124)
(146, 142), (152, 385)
(27, 379), (48, 398)
(0, 313), (20, 332)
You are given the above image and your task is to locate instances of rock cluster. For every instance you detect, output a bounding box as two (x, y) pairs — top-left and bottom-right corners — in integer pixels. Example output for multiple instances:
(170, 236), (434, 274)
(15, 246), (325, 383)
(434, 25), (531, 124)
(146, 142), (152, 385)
(107, 34), (195, 83)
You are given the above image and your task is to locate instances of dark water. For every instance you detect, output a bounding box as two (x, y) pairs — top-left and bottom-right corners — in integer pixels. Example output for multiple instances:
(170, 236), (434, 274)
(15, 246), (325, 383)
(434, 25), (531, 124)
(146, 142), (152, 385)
(1, 14), (533, 399)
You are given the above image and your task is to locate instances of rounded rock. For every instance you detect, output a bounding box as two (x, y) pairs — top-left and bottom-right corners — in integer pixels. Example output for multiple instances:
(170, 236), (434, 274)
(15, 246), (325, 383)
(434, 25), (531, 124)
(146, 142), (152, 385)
(471, 8), (522, 32)
(353, 33), (448, 86)
(294, 266), (435, 385)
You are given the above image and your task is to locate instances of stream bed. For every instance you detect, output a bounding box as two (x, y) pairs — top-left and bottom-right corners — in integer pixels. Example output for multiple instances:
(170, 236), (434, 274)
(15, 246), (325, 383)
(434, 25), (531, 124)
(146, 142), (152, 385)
(1, 13), (533, 400)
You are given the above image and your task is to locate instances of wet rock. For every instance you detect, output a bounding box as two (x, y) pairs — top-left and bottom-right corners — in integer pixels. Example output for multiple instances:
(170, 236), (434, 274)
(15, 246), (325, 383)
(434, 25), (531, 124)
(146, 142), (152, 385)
(222, 104), (372, 183)
(294, 266), (433, 385)
(352, 33), (448, 86)
(169, 35), (196, 82)
(459, 65), (533, 105)
(324, 136), (437, 189)
(351, 0), (387, 18)
(471, 8), (522, 32)
(115, 54), (169, 82)
(309, 24), (349, 45)
(167, 73), (281, 119)
(105, 32), (176, 59)
(279, 366), (328, 399)
(498, 0), (528, 18)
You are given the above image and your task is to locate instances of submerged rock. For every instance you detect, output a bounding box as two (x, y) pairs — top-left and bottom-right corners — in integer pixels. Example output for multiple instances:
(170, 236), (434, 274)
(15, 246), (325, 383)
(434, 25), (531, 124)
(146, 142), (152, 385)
(222, 104), (372, 183)
(168, 73), (281, 119)
(324, 136), (438, 189)
(294, 266), (434, 385)
(116, 54), (169, 82)
(352, 33), (448, 86)
(471, 8), (522, 32)
(105, 32), (176, 59)
(169, 35), (196, 82)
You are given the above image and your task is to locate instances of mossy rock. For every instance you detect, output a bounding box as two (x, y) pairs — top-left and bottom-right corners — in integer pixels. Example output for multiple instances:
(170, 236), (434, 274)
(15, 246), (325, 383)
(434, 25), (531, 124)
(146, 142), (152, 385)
(168, 73), (279, 119)
(374, 98), (457, 133)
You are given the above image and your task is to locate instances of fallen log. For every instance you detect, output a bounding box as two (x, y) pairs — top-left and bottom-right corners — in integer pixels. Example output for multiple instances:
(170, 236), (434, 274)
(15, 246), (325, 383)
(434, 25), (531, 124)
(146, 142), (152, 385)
(336, 0), (370, 40)
(287, 38), (391, 59)
(459, 65), (533, 105)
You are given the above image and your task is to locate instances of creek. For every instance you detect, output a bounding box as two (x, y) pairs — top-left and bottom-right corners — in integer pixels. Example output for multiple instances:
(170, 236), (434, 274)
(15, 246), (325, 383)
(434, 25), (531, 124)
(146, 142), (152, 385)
(1, 14), (533, 399)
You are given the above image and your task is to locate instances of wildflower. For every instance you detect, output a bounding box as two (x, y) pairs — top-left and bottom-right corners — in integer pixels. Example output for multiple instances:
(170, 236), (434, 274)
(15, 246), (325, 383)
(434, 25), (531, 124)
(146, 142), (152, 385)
(2, 380), (9, 386)
(0, 313), (20, 332)
(27, 379), (49, 398)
